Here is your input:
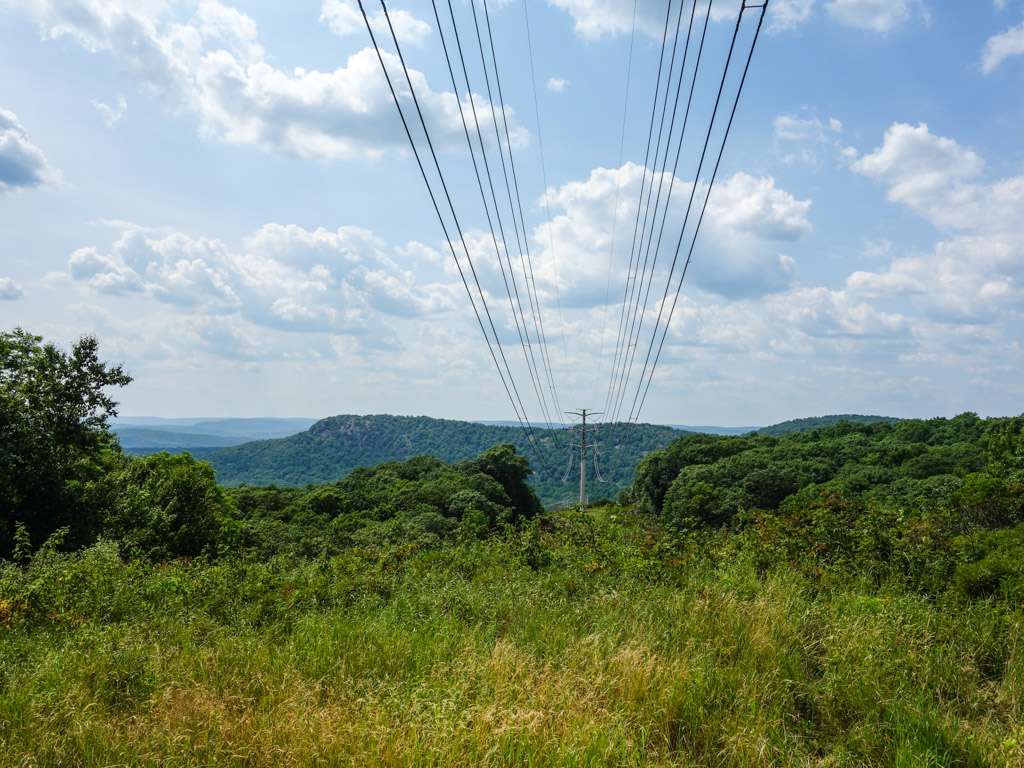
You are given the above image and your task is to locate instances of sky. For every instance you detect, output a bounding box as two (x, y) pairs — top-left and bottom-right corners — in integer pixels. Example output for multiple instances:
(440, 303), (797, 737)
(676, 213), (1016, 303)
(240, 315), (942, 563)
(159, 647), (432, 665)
(1, 0), (1023, 426)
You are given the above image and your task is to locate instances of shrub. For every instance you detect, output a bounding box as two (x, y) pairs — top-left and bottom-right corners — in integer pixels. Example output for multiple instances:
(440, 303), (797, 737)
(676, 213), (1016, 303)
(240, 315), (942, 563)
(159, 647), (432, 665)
(99, 453), (230, 560)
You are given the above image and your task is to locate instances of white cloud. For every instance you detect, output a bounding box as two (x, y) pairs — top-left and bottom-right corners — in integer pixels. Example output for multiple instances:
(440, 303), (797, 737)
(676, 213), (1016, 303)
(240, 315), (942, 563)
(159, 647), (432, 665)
(768, 0), (816, 32)
(320, 0), (432, 48)
(705, 172), (812, 241)
(9, 0), (522, 160)
(545, 0), (737, 41)
(0, 277), (24, 300)
(66, 221), (456, 337)
(981, 21), (1024, 74)
(848, 123), (1024, 323)
(529, 163), (811, 306)
(91, 95), (127, 126)
(773, 112), (848, 165)
(546, 0), (887, 38)
(850, 122), (1018, 231)
(824, 0), (928, 33)
(774, 114), (827, 142)
(546, 77), (569, 93)
(0, 108), (59, 193)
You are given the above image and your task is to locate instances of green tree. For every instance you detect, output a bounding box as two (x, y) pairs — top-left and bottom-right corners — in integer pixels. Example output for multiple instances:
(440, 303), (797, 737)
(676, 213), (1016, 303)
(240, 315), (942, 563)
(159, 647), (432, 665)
(0, 329), (131, 557)
(99, 453), (230, 561)
(460, 444), (541, 522)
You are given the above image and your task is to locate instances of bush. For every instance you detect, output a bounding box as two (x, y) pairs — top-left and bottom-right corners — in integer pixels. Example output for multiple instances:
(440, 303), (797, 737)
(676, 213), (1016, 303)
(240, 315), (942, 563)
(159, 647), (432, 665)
(99, 453), (230, 560)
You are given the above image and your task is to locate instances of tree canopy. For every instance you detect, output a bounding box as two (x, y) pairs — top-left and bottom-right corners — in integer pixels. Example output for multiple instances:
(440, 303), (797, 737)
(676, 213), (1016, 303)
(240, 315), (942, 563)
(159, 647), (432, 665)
(1, 329), (131, 556)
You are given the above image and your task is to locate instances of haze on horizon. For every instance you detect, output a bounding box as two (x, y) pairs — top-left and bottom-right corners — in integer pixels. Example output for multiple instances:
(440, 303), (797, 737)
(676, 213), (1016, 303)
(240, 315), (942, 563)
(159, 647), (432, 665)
(2, 0), (1023, 426)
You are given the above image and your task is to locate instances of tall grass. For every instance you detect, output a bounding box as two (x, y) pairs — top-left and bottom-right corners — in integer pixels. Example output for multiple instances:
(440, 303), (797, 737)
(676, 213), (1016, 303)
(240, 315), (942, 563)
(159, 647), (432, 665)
(1, 509), (1021, 766)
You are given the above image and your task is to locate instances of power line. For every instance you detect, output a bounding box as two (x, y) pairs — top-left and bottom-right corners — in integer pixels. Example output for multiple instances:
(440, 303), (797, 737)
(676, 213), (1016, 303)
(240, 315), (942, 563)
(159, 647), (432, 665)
(602, 0), (675, 419)
(596, 0), (639, 422)
(434, 0), (556, 436)
(609, 0), (695, 422)
(630, 1), (769, 422)
(360, 0), (555, 473)
(522, 0), (569, 366)
(479, 0), (565, 428)
(467, 0), (566, 439)
(610, 0), (705, 422)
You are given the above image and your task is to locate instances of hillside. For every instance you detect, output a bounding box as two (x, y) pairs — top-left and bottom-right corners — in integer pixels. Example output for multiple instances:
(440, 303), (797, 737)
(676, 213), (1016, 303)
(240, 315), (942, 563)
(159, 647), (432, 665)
(198, 415), (684, 505)
(193, 413), (908, 505)
(758, 414), (899, 436)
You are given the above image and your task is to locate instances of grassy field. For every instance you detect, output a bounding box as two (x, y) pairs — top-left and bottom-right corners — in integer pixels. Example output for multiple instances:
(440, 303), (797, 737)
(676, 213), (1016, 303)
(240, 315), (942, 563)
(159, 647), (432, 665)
(2, 508), (1022, 767)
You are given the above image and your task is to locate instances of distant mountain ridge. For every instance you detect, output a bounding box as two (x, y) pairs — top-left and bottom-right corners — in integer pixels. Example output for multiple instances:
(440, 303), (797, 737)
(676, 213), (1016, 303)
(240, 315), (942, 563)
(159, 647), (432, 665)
(193, 415), (683, 505)
(758, 414), (900, 437)
(115, 413), (901, 505)
(113, 418), (318, 453)
(180, 413), (898, 505)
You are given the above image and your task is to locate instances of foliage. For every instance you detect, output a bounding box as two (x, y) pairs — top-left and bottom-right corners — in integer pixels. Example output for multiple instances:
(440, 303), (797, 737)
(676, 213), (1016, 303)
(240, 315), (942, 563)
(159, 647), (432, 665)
(225, 446), (539, 558)
(0, 329), (131, 556)
(757, 413), (901, 436)
(3, 329), (1024, 765)
(636, 414), (1024, 595)
(96, 452), (231, 561)
(196, 414), (685, 505)
(2, 510), (1022, 766)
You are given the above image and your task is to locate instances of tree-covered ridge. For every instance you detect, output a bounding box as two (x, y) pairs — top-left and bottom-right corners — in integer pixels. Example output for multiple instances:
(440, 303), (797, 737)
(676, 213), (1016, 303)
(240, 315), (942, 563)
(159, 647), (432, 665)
(198, 414), (684, 505)
(227, 446), (541, 559)
(632, 414), (1024, 596)
(757, 413), (899, 436)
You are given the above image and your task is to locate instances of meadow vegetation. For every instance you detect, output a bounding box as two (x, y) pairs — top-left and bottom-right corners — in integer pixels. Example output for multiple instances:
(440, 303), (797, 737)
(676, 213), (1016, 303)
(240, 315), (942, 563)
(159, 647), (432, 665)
(3, 329), (1024, 766)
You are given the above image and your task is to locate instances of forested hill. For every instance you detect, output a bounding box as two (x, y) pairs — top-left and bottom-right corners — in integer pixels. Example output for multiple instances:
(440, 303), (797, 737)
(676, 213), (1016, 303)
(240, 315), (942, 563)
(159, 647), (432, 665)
(759, 414), (899, 436)
(197, 415), (684, 505)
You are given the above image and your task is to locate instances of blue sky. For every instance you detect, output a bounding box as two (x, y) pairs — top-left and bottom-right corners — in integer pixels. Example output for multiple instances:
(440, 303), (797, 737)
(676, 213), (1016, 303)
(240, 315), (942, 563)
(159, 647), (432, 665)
(1, 0), (1022, 425)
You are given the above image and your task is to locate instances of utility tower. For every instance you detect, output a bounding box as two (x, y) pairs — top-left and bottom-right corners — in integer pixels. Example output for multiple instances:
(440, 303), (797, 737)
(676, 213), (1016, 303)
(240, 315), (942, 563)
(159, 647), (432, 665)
(565, 409), (602, 508)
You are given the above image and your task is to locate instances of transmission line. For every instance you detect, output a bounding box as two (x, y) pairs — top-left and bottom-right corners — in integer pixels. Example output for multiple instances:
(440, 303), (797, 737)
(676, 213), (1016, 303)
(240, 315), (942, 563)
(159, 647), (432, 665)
(608, 0), (693, 422)
(596, 0), (638, 426)
(522, 0), (569, 367)
(359, 0), (555, 472)
(629, 1), (769, 422)
(466, 0), (565, 434)
(602, 0), (675, 419)
(478, 0), (565, 428)
(609, 0), (706, 422)
(433, 0), (557, 436)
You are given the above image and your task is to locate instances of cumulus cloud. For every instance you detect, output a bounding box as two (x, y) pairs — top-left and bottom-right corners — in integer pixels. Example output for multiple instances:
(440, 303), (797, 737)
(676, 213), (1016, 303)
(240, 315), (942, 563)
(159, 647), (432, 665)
(320, 0), (432, 47)
(0, 108), (59, 193)
(851, 122), (1017, 231)
(767, 0), (816, 32)
(547, 0), (923, 39)
(528, 163), (811, 306)
(981, 21), (1024, 73)
(824, 0), (929, 33)
(9, 0), (523, 160)
(630, 122), (1023, 415)
(66, 222), (456, 338)
(773, 112), (851, 166)
(849, 123), (1024, 323)
(0, 277), (24, 300)
(92, 95), (127, 126)
(546, 0), (736, 41)
(546, 77), (569, 93)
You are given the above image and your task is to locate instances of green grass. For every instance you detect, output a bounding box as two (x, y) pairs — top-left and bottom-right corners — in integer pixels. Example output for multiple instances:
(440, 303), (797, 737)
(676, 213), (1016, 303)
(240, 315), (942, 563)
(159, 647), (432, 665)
(2, 508), (1022, 767)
